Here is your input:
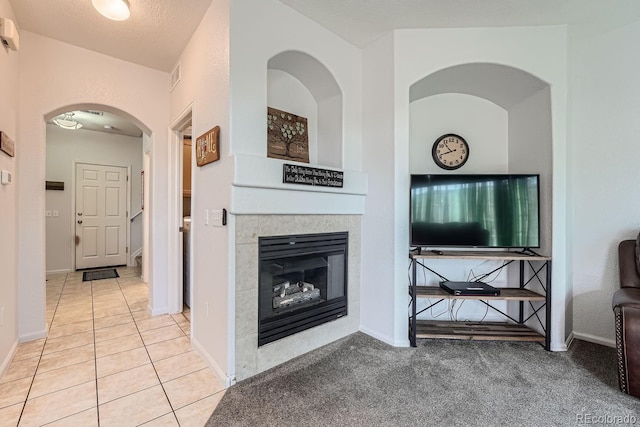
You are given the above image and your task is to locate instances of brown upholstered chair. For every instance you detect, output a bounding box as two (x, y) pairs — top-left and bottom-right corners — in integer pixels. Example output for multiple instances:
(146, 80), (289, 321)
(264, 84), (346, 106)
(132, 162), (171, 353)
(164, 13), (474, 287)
(612, 232), (640, 398)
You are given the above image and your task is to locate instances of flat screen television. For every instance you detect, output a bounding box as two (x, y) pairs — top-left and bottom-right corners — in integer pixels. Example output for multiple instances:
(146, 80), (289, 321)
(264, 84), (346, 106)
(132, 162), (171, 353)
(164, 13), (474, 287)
(410, 174), (540, 249)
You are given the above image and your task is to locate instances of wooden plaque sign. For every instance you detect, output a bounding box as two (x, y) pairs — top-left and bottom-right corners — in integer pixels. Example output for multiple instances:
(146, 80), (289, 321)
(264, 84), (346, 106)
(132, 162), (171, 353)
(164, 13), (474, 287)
(267, 107), (309, 163)
(0, 131), (15, 157)
(196, 126), (220, 167)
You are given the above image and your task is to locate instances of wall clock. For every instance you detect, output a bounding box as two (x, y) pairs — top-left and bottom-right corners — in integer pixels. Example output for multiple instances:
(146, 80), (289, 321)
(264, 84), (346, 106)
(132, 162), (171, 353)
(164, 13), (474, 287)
(432, 134), (469, 170)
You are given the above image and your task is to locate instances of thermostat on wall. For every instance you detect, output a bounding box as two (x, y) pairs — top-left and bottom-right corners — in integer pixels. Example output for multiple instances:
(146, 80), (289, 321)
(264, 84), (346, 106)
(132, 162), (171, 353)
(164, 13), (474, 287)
(1, 170), (12, 185)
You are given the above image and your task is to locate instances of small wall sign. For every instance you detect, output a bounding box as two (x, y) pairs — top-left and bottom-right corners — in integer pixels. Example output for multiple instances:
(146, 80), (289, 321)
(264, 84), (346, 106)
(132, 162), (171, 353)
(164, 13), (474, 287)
(0, 131), (15, 157)
(283, 164), (344, 188)
(196, 126), (220, 167)
(45, 181), (64, 191)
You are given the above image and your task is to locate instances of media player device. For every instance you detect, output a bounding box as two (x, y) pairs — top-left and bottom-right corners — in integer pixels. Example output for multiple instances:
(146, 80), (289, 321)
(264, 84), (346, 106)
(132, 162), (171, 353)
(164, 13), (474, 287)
(439, 281), (500, 296)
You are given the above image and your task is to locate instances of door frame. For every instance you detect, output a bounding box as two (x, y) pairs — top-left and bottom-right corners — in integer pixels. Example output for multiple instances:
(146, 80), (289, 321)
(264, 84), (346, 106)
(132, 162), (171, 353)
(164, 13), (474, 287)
(168, 103), (193, 316)
(71, 161), (131, 271)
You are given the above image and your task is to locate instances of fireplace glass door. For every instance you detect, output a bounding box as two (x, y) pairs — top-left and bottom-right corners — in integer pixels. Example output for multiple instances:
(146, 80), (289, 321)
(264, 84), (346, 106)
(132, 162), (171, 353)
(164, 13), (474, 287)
(258, 232), (348, 346)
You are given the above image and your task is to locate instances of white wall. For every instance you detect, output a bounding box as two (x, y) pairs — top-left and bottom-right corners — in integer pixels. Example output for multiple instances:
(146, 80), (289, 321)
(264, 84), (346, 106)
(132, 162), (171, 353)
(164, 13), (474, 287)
(509, 87), (553, 256)
(569, 19), (640, 346)
(361, 25), (568, 350)
(361, 32), (399, 344)
(17, 31), (169, 340)
(45, 125), (143, 273)
(169, 0), (232, 384)
(409, 93), (509, 174)
(0, 0), (20, 375)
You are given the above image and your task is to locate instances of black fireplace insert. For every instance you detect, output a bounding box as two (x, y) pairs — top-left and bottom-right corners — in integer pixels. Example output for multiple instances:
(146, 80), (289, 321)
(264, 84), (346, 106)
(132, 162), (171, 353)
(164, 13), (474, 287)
(258, 232), (348, 346)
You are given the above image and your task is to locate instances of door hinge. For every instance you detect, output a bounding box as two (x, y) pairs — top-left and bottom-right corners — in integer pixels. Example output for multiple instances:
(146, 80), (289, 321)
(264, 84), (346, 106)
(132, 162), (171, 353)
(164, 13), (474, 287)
(127, 175), (129, 182)
(126, 247), (129, 253)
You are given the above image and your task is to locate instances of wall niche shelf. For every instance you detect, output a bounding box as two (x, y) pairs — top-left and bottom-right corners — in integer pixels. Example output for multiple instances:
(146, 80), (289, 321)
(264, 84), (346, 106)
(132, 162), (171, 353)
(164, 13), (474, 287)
(409, 250), (551, 350)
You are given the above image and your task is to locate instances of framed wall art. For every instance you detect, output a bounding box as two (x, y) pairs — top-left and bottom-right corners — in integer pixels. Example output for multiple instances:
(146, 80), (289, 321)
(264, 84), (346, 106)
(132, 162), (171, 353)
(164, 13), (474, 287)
(196, 126), (220, 167)
(267, 107), (309, 163)
(0, 131), (15, 157)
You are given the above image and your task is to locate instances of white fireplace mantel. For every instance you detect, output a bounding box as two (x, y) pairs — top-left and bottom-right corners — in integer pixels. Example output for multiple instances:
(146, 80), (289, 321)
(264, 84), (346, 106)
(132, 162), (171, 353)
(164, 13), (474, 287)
(231, 153), (368, 215)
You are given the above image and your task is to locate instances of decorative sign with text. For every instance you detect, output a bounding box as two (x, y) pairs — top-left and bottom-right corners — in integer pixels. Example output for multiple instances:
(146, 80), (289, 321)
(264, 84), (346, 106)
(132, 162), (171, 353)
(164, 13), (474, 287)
(196, 126), (220, 167)
(0, 131), (15, 157)
(283, 164), (344, 188)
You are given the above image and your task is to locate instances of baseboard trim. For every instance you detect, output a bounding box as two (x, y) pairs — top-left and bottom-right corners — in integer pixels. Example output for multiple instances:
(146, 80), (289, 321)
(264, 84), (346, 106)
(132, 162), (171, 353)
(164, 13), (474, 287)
(564, 331), (575, 350)
(191, 337), (233, 388)
(20, 329), (48, 343)
(46, 268), (71, 275)
(149, 305), (168, 316)
(572, 331), (616, 348)
(359, 326), (410, 348)
(0, 340), (19, 379)
(130, 247), (143, 267)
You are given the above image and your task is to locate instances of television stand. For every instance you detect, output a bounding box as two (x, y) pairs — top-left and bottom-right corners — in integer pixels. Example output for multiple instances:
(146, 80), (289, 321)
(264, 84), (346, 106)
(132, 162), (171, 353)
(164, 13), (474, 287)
(516, 247), (543, 257)
(408, 250), (551, 350)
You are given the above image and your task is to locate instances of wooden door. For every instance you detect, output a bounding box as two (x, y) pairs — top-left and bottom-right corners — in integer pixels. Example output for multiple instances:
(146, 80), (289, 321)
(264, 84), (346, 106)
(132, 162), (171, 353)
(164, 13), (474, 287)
(75, 163), (128, 270)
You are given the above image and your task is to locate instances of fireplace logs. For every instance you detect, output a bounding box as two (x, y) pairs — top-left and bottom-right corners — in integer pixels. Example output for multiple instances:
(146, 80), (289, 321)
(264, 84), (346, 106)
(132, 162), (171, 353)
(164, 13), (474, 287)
(272, 281), (321, 309)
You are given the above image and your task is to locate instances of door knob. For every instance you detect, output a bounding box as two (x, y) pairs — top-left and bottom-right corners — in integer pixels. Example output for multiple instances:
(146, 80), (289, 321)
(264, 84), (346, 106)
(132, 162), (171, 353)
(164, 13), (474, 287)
(78, 213), (83, 216)
(77, 220), (83, 224)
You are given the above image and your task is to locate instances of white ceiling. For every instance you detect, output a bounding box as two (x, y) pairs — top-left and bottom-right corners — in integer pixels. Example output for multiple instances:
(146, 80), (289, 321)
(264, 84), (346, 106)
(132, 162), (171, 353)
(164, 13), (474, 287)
(9, 0), (213, 72)
(279, 0), (640, 47)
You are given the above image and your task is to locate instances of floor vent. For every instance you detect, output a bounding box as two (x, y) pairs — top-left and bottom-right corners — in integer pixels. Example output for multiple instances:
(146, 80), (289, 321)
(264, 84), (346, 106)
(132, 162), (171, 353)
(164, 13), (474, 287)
(83, 269), (120, 282)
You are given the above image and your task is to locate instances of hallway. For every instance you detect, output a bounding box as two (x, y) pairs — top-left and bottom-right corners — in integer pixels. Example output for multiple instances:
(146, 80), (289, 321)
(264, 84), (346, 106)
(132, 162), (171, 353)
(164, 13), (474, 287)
(0, 267), (224, 426)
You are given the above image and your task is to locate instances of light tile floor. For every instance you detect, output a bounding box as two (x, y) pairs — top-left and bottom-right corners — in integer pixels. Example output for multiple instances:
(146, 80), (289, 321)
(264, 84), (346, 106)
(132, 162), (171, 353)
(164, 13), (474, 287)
(0, 267), (225, 427)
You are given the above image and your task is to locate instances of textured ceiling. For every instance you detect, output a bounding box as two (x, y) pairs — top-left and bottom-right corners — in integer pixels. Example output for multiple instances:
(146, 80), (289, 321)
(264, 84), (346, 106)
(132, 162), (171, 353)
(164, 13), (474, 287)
(279, 0), (640, 47)
(9, 0), (213, 72)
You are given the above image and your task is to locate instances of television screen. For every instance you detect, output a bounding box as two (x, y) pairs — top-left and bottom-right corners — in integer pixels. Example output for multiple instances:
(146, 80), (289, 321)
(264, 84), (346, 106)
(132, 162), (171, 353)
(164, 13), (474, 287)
(410, 174), (540, 248)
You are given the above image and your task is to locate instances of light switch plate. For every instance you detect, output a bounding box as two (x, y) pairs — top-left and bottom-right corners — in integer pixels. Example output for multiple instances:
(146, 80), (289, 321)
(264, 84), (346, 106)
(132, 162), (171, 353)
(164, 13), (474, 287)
(1, 170), (11, 185)
(211, 209), (226, 227)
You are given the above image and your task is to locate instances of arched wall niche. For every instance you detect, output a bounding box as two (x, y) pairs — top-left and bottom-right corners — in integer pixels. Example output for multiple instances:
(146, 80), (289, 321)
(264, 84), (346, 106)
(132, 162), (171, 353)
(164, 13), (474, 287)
(410, 63), (549, 109)
(267, 50), (343, 168)
(409, 62), (553, 254)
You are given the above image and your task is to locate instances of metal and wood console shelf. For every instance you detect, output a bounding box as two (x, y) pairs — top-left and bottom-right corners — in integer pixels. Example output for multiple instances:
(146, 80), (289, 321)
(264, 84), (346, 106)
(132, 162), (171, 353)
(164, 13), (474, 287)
(409, 250), (551, 350)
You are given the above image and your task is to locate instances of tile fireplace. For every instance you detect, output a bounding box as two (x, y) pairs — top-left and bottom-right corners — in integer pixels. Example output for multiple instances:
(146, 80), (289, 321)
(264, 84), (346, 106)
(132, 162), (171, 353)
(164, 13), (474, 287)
(234, 214), (361, 380)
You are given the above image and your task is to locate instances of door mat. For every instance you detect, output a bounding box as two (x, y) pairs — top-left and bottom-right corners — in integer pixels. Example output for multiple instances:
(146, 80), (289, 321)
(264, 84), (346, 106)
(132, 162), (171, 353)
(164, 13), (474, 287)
(83, 269), (120, 282)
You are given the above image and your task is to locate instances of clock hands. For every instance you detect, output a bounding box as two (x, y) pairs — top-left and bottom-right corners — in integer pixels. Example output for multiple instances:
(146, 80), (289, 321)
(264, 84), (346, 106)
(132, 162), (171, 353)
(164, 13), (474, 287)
(440, 141), (457, 155)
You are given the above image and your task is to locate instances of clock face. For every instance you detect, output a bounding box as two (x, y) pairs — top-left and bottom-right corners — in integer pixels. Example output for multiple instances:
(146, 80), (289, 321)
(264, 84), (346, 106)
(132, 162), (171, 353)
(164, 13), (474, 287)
(432, 134), (469, 170)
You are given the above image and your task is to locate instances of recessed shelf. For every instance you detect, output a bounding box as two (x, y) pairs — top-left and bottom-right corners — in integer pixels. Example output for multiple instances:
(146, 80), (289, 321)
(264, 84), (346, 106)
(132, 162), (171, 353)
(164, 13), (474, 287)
(412, 286), (545, 301)
(415, 320), (545, 342)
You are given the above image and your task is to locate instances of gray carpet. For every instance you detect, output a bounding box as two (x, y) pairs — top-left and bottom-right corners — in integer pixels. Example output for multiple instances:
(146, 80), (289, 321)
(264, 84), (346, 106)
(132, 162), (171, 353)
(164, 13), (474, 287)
(207, 333), (640, 426)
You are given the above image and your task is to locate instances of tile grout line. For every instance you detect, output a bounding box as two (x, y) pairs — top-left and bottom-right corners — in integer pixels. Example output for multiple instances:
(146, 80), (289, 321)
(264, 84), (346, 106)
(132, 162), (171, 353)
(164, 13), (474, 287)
(117, 274), (183, 426)
(91, 279), (102, 427)
(15, 272), (67, 426)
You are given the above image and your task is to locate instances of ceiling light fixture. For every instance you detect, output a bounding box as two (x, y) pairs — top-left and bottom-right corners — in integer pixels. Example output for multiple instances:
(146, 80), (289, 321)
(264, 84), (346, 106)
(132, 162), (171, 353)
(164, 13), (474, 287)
(53, 113), (83, 130)
(92, 0), (130, 21)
